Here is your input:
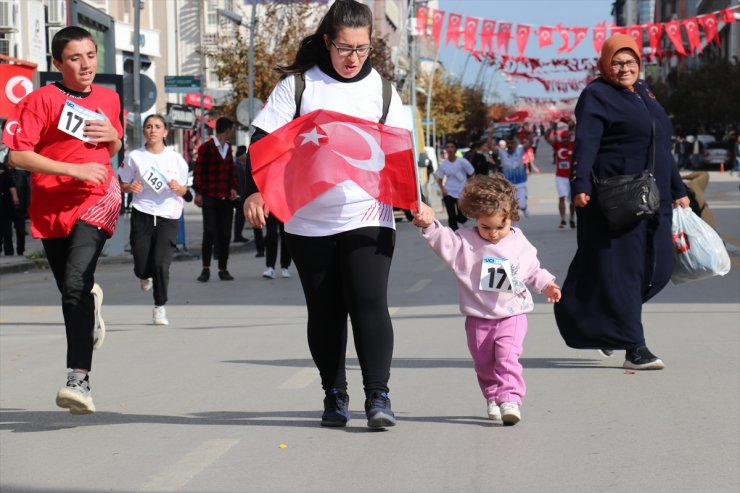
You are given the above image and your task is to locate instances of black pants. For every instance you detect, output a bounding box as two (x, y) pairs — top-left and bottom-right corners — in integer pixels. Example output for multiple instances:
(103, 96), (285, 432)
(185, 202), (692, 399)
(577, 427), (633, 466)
(442, 195), (467, 231)
(130, 208), (179, 306)
(42, 221), (108, 371)
(201, 196), (233, 271)
(233, 198), (246, 239)
(264, 214), (291, 269)
(253, 227), (264, 254)
(286, 227), (395, 395)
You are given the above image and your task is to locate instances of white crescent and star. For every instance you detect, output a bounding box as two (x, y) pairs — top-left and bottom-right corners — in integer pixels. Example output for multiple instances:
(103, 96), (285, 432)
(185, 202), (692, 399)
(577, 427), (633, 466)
(298, 124), (385, 172)
(5, 121), (20, 136)
(299, 127), (327, 146)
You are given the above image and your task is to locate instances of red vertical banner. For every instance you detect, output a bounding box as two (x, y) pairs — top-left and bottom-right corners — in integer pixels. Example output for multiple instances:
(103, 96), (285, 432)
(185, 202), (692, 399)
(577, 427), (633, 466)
(431, 10), (445, 48)
(626, 24), (643, 53)
(463, 16), (479, 52)
(555, 23), (570, 54)
(481, 19), (496, 54)
(415, 5), (429, 36)
(664, 20), (687, 56)
(645, 23), (663, 55)
(570, 27), (589, 52)
(446, 13), (462, 47)
(515, 24), (531, 57)
(497, 22), (512, 54)
(538, 25), (553, 47)
(683, 17), (702, 54)
(592, 21), (607, 54)
(698, 14), (721, 47)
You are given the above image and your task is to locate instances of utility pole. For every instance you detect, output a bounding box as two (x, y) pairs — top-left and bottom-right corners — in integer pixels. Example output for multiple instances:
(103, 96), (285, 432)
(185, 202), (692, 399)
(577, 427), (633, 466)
(132, 0), (141, 149)
(408, 0), (416, 115)
(248, 1), (257, 124)
(198, 1), (206, 144)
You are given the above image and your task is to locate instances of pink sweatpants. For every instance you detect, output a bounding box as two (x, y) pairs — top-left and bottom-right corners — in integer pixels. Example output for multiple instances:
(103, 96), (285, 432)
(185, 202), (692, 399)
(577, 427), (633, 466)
(464, 314), (527, 405)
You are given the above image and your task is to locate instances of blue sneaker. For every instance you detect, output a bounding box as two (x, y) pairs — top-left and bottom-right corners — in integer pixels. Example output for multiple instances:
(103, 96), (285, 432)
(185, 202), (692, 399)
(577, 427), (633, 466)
(321, 388), (350, 427)
(365, 391), (396, 428)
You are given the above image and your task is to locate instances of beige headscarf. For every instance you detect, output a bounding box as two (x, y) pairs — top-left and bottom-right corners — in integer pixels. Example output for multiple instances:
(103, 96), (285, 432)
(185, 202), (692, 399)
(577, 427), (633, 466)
(598, 34), (642, 81)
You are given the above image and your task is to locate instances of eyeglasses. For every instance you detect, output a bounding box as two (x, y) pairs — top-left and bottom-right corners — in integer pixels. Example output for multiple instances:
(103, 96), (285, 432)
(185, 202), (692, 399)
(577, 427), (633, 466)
(330, 40), (372, 58)
(610, 59), (639, 69)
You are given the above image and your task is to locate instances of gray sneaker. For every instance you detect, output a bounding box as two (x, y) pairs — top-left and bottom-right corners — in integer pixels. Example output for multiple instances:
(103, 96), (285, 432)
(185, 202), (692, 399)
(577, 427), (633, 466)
(91, 283), (105, 350)
(56, 372), (96, 414)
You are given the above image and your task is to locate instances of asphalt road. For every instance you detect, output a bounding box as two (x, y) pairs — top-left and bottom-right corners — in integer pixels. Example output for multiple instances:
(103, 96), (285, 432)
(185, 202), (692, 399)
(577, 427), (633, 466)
(1, 149), (738, 493)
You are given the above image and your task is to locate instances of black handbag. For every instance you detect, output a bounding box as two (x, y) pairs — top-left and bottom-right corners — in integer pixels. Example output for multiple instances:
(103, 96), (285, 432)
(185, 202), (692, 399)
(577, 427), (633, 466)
(591, 119), (660, 232)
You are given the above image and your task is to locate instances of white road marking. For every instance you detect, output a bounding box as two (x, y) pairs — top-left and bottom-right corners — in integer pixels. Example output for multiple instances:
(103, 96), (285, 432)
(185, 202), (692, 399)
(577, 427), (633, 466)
(407, 279), (431, 293)
(139, 439), (239, 492)
(278, 367), (318, 389)
(388, 307), (400, 315)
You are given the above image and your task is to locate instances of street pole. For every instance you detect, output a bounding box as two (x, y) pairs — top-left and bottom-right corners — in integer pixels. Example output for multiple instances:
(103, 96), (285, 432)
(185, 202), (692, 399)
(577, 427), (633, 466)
(198, 1), (206, 144)
(248, 1), (257, 126)
(425, 44), (440, 147)
(409, 2), (416, 117)
(132, 0), (141, 150)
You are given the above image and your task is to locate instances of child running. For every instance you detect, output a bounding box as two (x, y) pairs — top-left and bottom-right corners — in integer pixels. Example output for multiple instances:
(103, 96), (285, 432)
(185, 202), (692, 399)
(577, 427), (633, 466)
(413, 174), (561, 425)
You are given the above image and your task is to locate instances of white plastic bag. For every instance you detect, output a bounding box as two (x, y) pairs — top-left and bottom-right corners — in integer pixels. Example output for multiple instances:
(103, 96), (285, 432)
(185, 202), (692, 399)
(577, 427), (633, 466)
(671, 206), (731, 284)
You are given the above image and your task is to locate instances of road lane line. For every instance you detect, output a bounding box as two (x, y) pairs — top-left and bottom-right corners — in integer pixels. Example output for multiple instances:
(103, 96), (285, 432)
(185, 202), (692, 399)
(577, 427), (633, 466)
(388, 307), (400, 315)
(279, 367), (317, 389)
(407, 279), (431, 293)
(139, 438), (239, 493)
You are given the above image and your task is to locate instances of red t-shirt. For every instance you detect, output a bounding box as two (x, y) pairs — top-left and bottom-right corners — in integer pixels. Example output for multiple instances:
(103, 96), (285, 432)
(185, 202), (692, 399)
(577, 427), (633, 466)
(2, 83), (123, 238)
(553, 141), (574, 178)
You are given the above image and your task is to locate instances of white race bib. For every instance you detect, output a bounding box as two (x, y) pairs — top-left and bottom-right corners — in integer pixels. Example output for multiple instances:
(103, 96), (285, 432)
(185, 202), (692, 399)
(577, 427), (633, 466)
(141, 165), (169, 194)
(479, 256), (513, 293)
(57, 100), (105, 142)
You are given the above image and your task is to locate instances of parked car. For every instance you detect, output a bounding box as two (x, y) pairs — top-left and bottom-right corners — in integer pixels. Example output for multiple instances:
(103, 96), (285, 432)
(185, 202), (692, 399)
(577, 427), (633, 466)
(701, 142), (732, 169)
(696, 134), (717, 146)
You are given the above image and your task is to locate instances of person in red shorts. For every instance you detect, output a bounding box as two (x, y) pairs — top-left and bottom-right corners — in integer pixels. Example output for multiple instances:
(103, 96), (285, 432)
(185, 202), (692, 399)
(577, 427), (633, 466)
(545, 128), (576, 229)
(2, 26), (123, 414)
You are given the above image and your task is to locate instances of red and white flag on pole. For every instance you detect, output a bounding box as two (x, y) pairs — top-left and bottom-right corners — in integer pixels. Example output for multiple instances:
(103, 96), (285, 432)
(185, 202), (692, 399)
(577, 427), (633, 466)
(415, 5), (429, 36)
(500, 110), (529, 123)
(515, 24), (531, 57)
(555, 24), (570, 54)
(698, 13), (721, 47)
(538, 26), (553, 48)
(481, 19), (496, 54)
(431, 10), (445, 47)
(250, 110), (418, 223)
(664, 20), (687, 56)
(592, 21), (607, 54)
(497, 22), (512, 54)
(645, 22), (663, 55)
(683, 17), (702, 54)
(446, 13), (463, 47)
(720, 8), (737, 24)
(463, 16), (480, 52)
(626, 24), (643, 53)
(570, 27), (589, 52)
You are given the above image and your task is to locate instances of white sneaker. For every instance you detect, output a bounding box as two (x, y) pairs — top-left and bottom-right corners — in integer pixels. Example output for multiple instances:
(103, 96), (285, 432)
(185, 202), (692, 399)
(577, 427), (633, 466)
(56, 371), (95, 414)
(91, 283), (105, 350)
(500, 402), (521, 426)
(262, 267), (276, 279)
(153, 305), (169, 325)
(140, 277), (153, 291)
(487, 399), (501, 420)
(281, 268), (291, 278)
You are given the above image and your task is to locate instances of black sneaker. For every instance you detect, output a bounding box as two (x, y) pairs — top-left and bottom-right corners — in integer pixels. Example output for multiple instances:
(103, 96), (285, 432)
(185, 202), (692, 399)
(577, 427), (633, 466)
(365, 390), (396, 428)
(624, 346), (665, 370)
(255, 251), (265, 258)
(321, 387), (350, 427)
(218, 270), (234, 281)
(197, 268), (210, 282)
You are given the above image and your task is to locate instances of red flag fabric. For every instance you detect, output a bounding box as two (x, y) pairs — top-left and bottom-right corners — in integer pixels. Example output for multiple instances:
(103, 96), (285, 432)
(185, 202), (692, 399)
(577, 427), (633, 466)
(720, 8), (737, 24)
(538, 26), (553, 47)
(626, 24), (643, 53)
(644, 23), (663, 55)
(515, 24), (531, 57)
(556, 24), (570, 54)
(250, 110), (418, 223)
(446, 13), (463, 47)
(592, 21), (607, 54)
(698, 14), (721, 47)
(432, 10), (445, 47)
(497, 22), (512, 54)
(610, 24), (627, 36)
(683, 17), (702, 54)
(481, 19), (496, 54)
(570, 27), (589, 52)
(664, 20), (687, 56)
(463, 16), (479, 52)
(500, 110), (529, 123)
(415, 5), (429, 36)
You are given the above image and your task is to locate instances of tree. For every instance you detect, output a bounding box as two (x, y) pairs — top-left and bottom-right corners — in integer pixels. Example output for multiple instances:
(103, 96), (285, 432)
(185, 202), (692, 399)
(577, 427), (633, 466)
(417, 71), (467, 139)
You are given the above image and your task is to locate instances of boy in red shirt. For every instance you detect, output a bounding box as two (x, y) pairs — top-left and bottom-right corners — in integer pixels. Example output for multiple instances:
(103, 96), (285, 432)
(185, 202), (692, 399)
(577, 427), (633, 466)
(2, 26), (123, 414)
(545, 129), (576, 229)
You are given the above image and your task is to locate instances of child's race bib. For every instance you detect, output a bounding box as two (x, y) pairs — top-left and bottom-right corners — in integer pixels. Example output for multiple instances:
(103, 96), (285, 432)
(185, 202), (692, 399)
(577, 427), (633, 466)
(479, 256), (513, 293)
(57, 100), (105, 142)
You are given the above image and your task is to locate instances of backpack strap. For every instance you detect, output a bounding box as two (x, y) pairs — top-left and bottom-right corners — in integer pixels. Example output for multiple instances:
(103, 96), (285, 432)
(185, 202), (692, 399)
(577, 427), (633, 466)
(293, 73), (305, 120)
(379, 77), (392, 125)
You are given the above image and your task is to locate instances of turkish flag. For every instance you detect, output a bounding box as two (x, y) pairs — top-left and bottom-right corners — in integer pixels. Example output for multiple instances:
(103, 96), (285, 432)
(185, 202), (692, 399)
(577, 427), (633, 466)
(570, 27), (589, 52)
(626, 24), (643, 53)
(447, 13), (463, 47)
(515, 24), (531, 57)
(645, 22), (663, 55)
(610, 24), (627, 36)
(463, 16), (479, 52)
(497, 22), (512, 54)
(500, 110), (529, 123)
(432, 10), (445, 47)
(538, 26), (553, 47)
(555, 24), (570, 54)
(250, 110), (418, 223)
(683, 17), (702, 54)
(720, 8), (737, 24)
(416, 5), (429, 35)
(481, 19), (496, 54)
(698, 14), (720, 47)
(0, 64), (35, 118)
(592, 22), (607, 53)
(664, 20), (687, 56)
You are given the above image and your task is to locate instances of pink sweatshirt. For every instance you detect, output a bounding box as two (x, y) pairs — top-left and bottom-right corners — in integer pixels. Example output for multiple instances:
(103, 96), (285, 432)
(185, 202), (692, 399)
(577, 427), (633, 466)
(422, 219), (555, 319)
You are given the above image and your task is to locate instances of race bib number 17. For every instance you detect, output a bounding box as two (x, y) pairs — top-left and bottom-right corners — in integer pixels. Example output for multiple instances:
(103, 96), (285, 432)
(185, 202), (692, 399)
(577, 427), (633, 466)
(57, 100), (105, 142)
(479, 256), (513, 293)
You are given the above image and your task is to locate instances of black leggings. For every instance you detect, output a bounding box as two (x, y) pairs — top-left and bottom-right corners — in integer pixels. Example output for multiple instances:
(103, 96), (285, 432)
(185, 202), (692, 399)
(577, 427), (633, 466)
(130, 208), (179, 306)
(286, 227), (395, 395)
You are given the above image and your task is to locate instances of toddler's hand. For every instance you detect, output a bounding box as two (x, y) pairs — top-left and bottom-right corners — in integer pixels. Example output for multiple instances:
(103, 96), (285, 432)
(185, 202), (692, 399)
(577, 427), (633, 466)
(544, 281), (561, 303)
(412, 202), (435, 228)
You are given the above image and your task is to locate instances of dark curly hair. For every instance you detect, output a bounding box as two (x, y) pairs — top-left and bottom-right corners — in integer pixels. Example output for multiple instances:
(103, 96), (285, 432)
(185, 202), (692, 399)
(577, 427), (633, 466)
(458, 174), (520, 222)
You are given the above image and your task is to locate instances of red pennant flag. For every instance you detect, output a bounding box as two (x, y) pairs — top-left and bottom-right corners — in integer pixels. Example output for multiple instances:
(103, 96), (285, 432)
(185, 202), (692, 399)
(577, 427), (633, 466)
(645, 22), (664, 55)
(538, 26), (553, 47)
(683, 17), (702, 54)
(570, 27), (589, 52)
(610, 24), (627, 36)
(431, 10), (445, 47)
(250, 110), (418, 223)
(592, 21), (607, 53)
(415, 5), (429, 36)
(555, 24), (570, 54)
(446, 13), (463, 47)
(515, 24), (531, 57)
(497, 22), (512, 54)
(500, 110), (529, 124)
(481, 19), (496, 54)
(720, 8), (737, 24)
(626, 24), (643, 53)
(664, 20), (687, 56)
(698, 14), (721, 47)
(463, 16), (479, 52)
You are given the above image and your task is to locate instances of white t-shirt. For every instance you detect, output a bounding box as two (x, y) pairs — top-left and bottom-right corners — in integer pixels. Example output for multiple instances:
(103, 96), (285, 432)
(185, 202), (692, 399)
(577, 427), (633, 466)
(435, 157), (474, 199)
(252, 65), (411, 237)
(120, 146), (189, 220)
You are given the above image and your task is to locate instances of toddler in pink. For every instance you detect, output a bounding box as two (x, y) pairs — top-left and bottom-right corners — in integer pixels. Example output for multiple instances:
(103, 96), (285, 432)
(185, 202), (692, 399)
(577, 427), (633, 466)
(413, 174), (561, 425)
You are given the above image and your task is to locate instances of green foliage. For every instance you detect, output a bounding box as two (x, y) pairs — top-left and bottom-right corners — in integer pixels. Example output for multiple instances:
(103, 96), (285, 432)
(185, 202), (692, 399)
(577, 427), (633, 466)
(417, 71), (467, 138)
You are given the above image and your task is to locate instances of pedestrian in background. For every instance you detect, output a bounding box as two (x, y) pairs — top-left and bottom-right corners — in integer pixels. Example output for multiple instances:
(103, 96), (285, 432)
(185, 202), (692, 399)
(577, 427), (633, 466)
(2, 26), (123, 414)
(436, 141), (474, 231)
(544, 128), (576, 229)
(245, 0), (410, 429)
(193, 117), (237, 282)
(413, 174), (561, 426)
(261, 213), (291, 279)
(497, 137), (530, 218)
(554, 34), (689, 370)
(0, 156), (20, 255)
(119, 114), (189, 326)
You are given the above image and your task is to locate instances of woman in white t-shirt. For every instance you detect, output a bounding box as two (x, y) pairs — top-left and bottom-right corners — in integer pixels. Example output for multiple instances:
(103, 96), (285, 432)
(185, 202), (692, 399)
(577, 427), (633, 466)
(120, 114), (189, 326)
(244, 0), (412, 430)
